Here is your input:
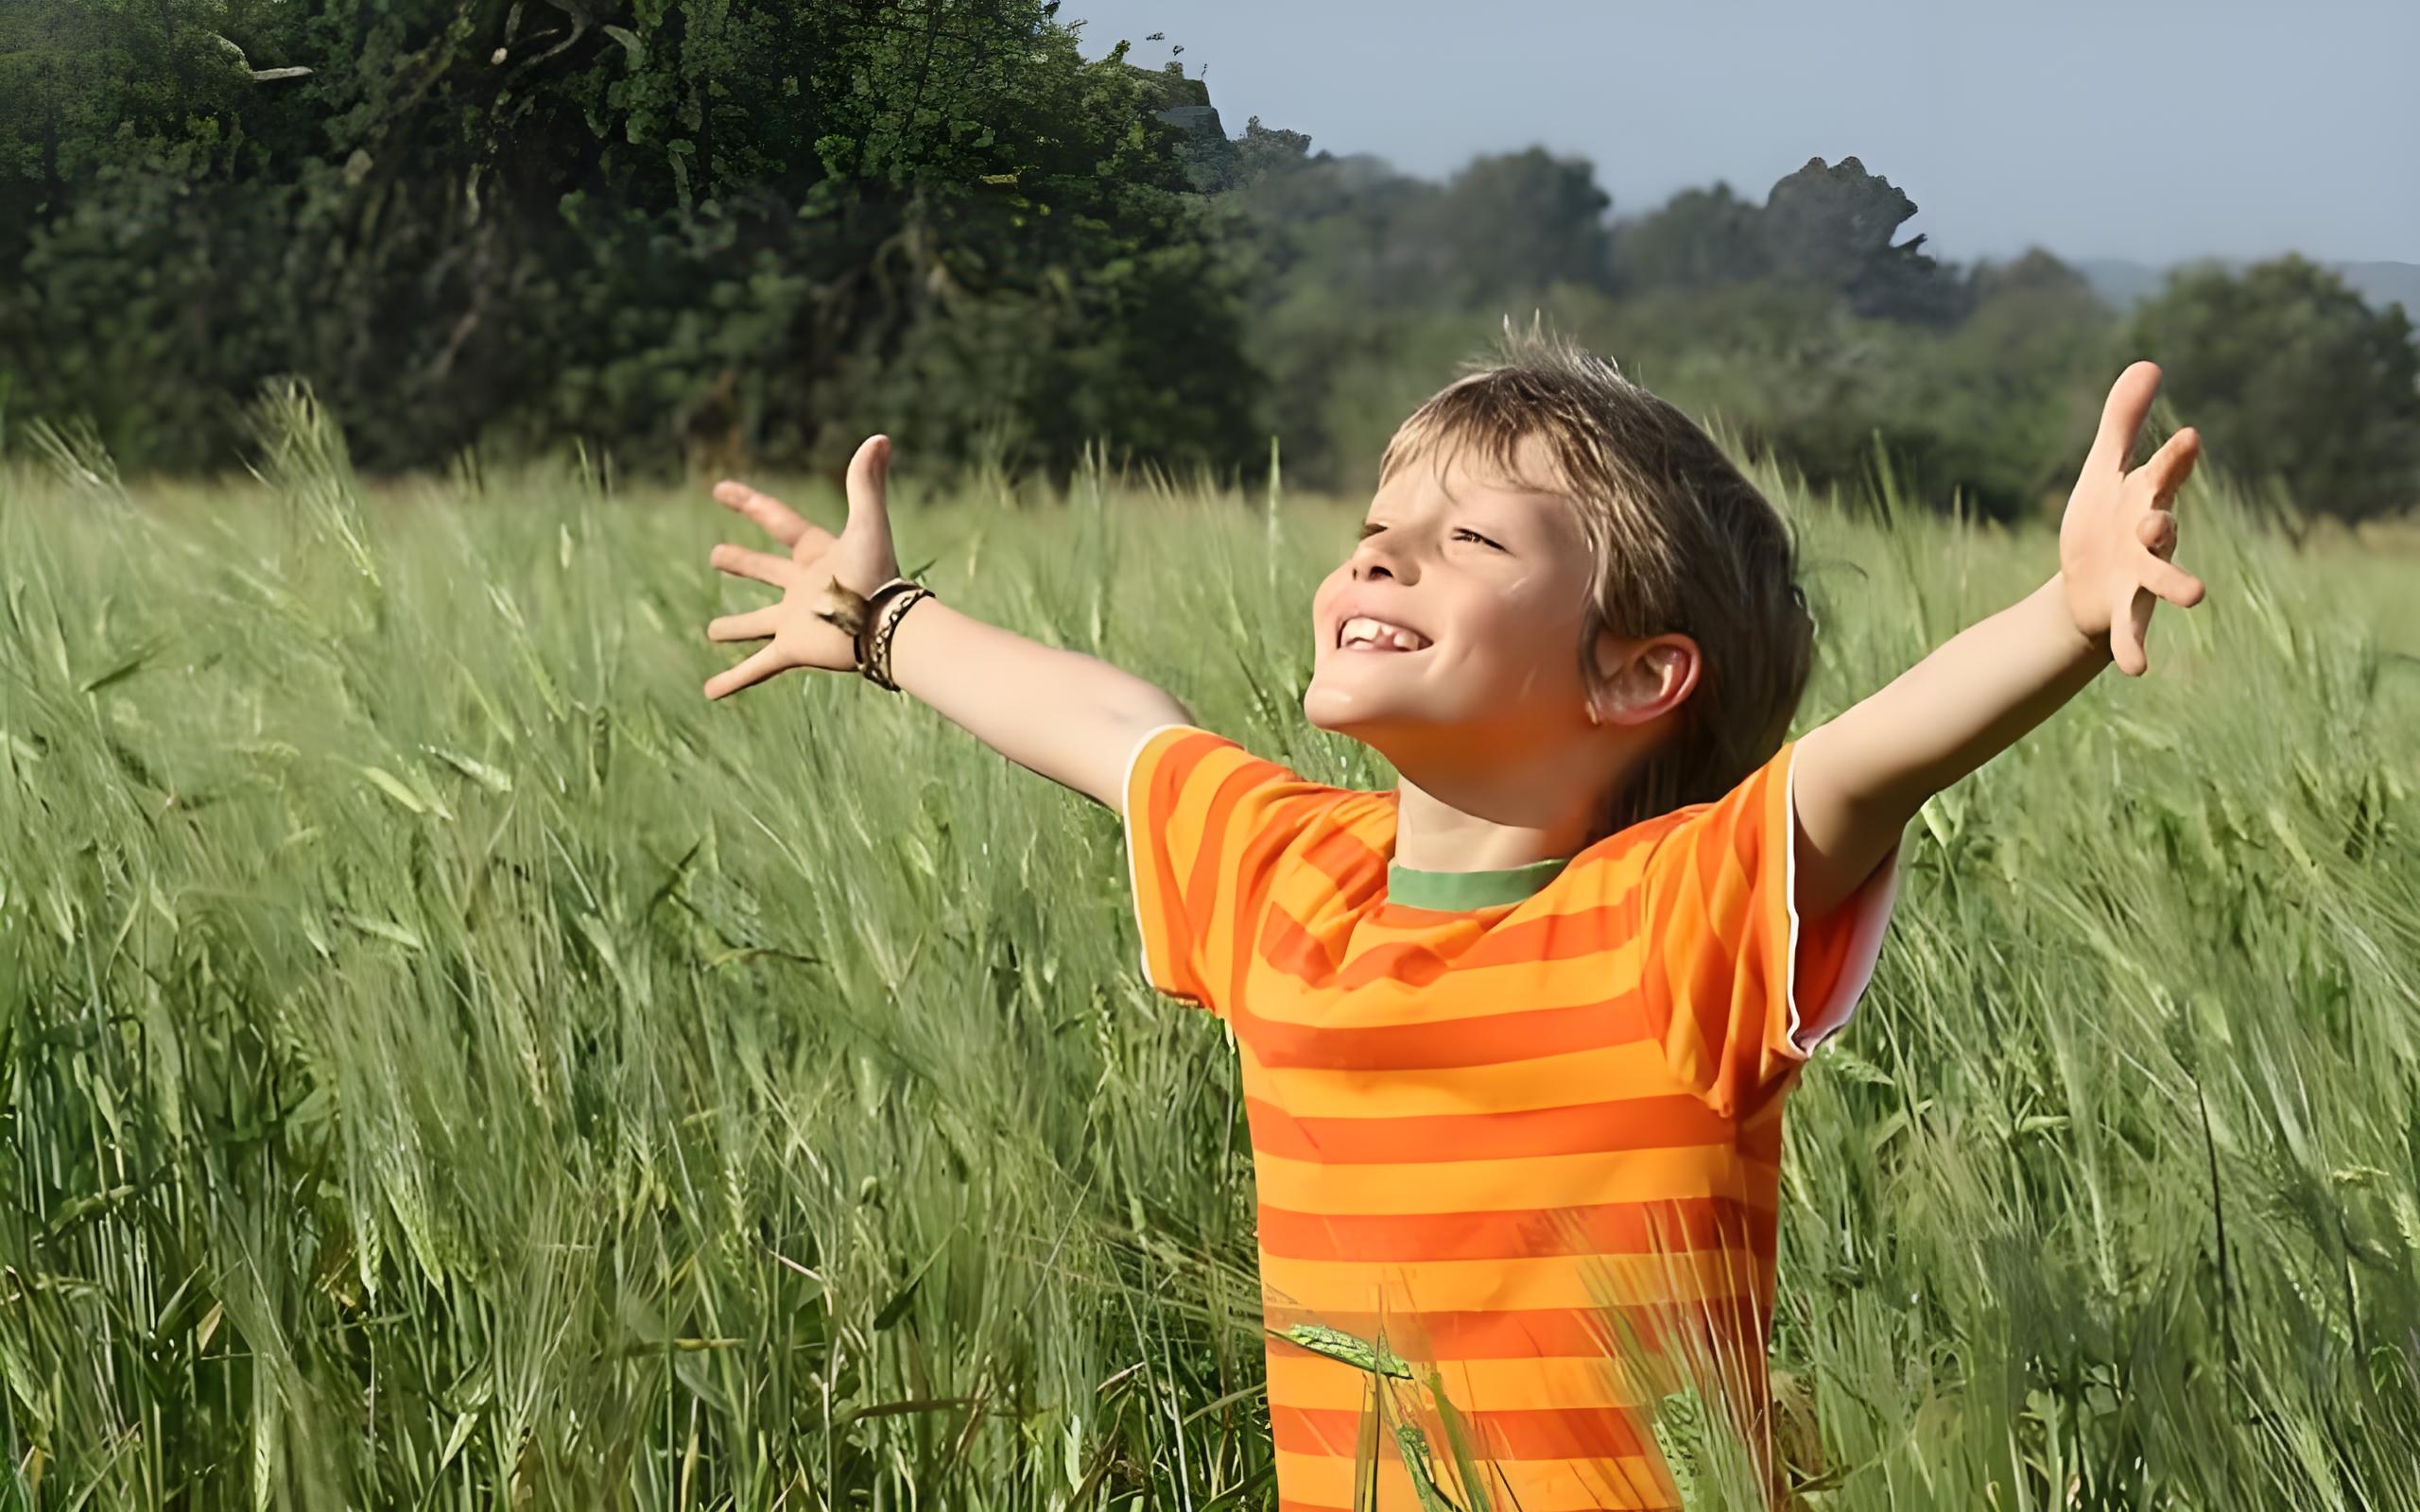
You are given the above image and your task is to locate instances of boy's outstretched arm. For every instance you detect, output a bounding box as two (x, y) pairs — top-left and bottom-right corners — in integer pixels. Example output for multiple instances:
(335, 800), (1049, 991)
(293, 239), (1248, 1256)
(703, 434), (1193, 815)
(1790, 362), (2206, 920)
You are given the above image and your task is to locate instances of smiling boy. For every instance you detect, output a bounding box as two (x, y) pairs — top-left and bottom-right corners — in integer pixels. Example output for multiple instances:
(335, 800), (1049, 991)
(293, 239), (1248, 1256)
(701, 319), (2204, 1509)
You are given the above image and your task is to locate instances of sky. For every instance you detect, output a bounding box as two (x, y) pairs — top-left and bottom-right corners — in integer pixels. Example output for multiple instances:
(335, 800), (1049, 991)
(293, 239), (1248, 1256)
(1063, 0), (2418, 269)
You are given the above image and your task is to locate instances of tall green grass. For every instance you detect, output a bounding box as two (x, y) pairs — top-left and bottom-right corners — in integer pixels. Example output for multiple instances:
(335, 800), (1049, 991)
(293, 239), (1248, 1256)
(3, 398), (2417, 1509)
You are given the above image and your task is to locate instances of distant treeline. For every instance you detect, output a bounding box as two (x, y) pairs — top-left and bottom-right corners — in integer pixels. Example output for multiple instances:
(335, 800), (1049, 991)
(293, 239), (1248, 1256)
(3, 0), (2415, 525)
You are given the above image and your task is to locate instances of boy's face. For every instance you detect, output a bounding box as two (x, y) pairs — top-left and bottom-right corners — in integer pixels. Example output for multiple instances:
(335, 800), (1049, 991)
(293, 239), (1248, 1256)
(1305, 432), (1613, 765)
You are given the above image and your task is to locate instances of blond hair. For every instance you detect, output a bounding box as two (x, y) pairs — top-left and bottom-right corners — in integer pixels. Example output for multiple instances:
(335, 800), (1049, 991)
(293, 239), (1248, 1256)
(1376, 314), (1815, 841)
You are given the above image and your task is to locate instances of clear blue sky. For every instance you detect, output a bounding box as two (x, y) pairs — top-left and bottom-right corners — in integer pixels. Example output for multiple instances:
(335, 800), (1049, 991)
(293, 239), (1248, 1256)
(1065, 0), (2418, 268)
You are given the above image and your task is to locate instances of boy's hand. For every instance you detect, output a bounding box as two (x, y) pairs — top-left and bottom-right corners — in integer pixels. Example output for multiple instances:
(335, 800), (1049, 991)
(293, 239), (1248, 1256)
(703, 434), (903, 700)
(2058, 361), (2207, 677)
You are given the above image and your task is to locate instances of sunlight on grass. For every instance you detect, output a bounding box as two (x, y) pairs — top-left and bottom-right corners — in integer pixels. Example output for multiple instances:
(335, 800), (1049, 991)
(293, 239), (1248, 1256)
(2, 407), (2416, 1508)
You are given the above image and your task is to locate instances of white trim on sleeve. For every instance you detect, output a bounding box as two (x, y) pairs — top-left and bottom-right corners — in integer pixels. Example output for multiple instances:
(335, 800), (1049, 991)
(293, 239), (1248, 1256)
(1780, 748), (1905, 1057)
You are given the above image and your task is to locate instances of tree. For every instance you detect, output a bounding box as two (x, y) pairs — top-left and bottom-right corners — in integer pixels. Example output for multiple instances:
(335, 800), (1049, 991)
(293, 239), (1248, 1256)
(1759, 155), (1968, 325)
(1223, 115), (1316, 191)
(1398, 146), (1616, 307)
(2126, 255), (2420, 535)
(1611, 160), (1966, 326)
(1889, 248), (2121, 519)
(0, 0), (1271, 486)
(1166, 110), (1312, 197)
(1610, 182), (1771, 293)
(1967, 246), (2099, 305)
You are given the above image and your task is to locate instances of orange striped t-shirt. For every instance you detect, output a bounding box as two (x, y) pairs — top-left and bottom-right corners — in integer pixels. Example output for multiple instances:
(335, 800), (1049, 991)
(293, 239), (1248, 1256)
(1120, 725), (1901, 1511)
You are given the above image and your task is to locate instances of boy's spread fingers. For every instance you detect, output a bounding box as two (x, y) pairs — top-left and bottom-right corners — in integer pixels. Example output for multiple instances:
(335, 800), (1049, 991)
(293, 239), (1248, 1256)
(2112, 611), (2148, 677)
(2086, 362), (2161, 477)
(704, 645), (786, 700)
(714, 480), (812, 546)
(2139, 426), (2200, 503)
(2140, 551), (2206, 608)
(2169, 429), (2202, 497)
(708, 607), (779, 643)
(710, 543), (795, 586)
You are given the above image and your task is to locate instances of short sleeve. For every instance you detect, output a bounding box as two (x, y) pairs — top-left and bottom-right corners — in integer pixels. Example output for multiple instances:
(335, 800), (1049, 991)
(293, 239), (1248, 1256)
(1635, 739), (1902, 1117)
(1120, 723), (1347, 1018)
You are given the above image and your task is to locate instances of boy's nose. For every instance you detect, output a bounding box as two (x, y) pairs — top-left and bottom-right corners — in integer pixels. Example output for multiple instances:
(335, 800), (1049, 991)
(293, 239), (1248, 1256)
(1354, 542), (1418, 583)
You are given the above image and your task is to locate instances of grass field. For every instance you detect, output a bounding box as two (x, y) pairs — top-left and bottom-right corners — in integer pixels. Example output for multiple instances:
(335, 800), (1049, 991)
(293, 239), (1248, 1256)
(5, 400), (2419, 1509)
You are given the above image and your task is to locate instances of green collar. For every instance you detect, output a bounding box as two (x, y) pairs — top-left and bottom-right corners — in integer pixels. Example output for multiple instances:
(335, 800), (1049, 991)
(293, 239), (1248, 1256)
(1385, 853), (1573, 911)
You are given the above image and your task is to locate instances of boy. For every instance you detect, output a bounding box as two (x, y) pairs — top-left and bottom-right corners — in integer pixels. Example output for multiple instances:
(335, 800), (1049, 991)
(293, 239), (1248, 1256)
(700, 322), (2204, 1509)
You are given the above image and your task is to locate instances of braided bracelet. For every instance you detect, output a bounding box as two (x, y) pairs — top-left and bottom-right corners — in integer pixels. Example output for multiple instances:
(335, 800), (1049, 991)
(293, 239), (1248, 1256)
(847, 577), (917, 673)
(862, 584), (934, 693)
(849, 579), (909, 643)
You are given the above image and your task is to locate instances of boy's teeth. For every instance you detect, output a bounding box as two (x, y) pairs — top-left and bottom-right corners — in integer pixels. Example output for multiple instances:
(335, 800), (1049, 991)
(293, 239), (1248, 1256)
(1343, 616), (1427, 650)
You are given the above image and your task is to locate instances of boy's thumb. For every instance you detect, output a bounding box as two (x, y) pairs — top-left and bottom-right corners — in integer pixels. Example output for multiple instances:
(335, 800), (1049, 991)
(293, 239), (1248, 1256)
(845, 433), (894, 532)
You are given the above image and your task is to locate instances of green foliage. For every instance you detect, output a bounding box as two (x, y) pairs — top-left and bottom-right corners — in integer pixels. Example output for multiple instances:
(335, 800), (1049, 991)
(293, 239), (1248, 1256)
(2125, 254), (2420, 532)
(0, 0), (1266, 484)
(1225, 146), (2409, 527)
(1599, 157), (1968, 326)
(1401, 147), (1616, 308)
(1240, 270), (2117, 522)
(2, 6), (2413, 533)
(3, 428), (2419, 1507)
(1236, 152), (2097, 516)
(1606, 255), (2120, 522)
(1610, 182), (1772, 293)
(0, 0), (258, 233)
(1172, 112), (1315, 198)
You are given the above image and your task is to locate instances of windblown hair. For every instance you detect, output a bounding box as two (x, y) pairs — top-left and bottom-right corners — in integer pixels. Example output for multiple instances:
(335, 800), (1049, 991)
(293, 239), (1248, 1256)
(1377, 313), (1816, 841)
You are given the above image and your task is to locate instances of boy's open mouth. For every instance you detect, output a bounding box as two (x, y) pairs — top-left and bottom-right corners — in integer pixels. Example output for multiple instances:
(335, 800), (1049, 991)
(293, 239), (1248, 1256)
(1338, 615), (1432, 653)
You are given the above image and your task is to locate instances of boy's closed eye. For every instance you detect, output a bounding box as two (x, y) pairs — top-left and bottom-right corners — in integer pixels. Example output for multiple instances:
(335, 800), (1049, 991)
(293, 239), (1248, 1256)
(1357, 523), (1507, 551)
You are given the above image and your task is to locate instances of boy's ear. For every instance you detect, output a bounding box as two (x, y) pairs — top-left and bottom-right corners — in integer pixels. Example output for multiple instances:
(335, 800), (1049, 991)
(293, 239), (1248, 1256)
(1589, 631), (1700, 727)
